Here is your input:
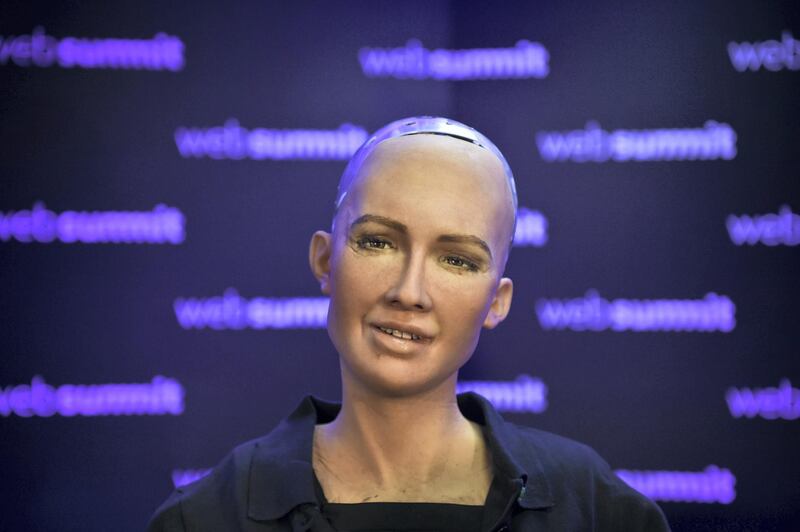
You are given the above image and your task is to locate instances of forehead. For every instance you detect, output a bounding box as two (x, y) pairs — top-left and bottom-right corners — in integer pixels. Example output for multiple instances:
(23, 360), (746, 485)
(363, 132), (501, 174)
(355, 134), (509, 204)
(344, 134), (514, 246)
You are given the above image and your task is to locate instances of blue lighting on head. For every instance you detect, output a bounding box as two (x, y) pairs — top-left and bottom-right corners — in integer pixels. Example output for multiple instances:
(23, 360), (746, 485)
(334, 116), (518, 240)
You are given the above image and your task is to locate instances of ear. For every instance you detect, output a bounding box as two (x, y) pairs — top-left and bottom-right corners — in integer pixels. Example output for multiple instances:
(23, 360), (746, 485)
(309, 230), (333, 295)
(483, 277), (513, 329)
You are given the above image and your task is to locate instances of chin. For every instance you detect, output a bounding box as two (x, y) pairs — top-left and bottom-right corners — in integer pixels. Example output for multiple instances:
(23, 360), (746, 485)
(346, 361), (457, 399)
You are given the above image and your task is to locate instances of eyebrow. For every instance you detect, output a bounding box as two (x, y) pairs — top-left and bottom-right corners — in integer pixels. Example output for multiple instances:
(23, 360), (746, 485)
(437, 234), (493, 262)
(350, 214), (493, 263)
(350, 214), (407, 234)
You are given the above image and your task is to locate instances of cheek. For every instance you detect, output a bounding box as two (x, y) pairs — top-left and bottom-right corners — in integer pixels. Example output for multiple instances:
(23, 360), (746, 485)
(330, 252), (395, 314)
(433, 275), (496, 326)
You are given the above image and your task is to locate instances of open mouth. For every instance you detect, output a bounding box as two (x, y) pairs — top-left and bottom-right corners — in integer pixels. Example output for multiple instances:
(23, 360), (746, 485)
(375, 325), (423, 341)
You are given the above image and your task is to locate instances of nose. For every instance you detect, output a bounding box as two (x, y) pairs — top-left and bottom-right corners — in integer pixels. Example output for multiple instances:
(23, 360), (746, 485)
(383, 249), (432, 311)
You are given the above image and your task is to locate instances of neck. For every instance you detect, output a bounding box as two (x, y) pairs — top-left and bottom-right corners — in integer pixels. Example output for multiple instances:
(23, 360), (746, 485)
(315, 374), (485, 488)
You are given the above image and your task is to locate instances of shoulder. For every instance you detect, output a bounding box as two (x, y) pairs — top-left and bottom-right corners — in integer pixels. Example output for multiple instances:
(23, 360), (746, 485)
(146, 437), (261, 532)
(503, 422), (671, 530)
(146, 395), (326, 531)
(507, 421), (613, 478)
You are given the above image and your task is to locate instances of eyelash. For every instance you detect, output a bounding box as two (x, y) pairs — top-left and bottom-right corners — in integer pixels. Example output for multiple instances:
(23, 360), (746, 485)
(354, 235), (480, 272)
(441, 255), (479, 272)
(355, 236), (393, 250)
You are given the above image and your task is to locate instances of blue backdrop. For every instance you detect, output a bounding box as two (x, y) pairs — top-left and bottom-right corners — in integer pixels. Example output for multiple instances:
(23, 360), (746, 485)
(1, 1), (799, 530)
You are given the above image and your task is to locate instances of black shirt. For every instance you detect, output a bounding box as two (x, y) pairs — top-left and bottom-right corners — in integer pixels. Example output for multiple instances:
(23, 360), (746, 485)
(147, 393), (671, 531)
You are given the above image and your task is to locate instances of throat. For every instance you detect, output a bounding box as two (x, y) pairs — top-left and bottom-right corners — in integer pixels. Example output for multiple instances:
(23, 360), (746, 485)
(312, 419), (494, 504)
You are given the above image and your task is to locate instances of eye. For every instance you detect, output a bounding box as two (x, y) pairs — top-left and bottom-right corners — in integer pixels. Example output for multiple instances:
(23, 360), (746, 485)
(441, 255), (479, 272)
(355, 236), (393, 250)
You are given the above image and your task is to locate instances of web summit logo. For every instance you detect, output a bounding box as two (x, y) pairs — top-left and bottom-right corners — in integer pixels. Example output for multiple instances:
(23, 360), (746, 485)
(359, 39), (549, 80)
(536, 290), (736, 333)
(727, 379), (799, 420)
(0, 27), (184, 71)
(616, 466), (736, 504)
(457, 375), (547, 414)
(0, 376), (184, 417)
(728, 31), (800, 72)
(174, 119), (368, 161)
(514, 207), (548, 247)
(174, 289), (329, 330)
(536, 121), (737, 162)
(727, 205), (800, 246)
(0, 202), (185, 244)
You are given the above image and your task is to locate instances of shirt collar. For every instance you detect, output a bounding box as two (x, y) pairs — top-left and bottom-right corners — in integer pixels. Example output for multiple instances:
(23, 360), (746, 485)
(247, 392), (554, 522)
(456, 392), (555, 510)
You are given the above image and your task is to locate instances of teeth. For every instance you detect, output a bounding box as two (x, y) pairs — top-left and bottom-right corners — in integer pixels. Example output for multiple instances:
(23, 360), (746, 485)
(378, 326), (422, 341)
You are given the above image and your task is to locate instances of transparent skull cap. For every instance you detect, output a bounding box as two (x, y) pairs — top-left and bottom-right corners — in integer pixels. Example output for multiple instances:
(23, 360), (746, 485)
(334, 117), (518, 237)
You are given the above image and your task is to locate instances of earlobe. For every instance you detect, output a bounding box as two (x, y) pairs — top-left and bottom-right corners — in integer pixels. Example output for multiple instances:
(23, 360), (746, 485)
(483, 277), (513, 329)
(309, 231), (333, 295)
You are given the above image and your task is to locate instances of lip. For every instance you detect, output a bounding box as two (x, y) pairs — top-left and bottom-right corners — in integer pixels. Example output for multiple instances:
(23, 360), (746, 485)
(368, 325), (432, 356)
(370, 321), (434, 343)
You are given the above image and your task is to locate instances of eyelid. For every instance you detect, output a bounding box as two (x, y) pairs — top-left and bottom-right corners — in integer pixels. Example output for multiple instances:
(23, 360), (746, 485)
(441, 253), (482, 272)
(442, 247), (484, 266)
(352, 230), (392, 241)
(352, 233), (395, 250)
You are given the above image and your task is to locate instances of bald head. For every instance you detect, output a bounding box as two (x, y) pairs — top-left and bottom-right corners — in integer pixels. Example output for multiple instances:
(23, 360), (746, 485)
(334, 132), (517, 270)
(332, 117), (518, 265)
